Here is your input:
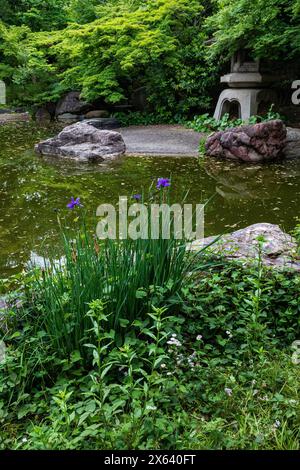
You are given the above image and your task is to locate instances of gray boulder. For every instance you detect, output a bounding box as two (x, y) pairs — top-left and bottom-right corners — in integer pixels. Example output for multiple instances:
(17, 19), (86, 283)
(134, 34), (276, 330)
(35, 107), (52, 123)
(205, 120), (287, 163)
(190, 223), (300, 271)
(0, 112), (30, 123)
(285, 127), (300, 159)
(57, 113), (82, 124)
(84, 117), (120, 130)
(85, 110), (109, 119)
(55, 91), (91, 116)
(34, 122), (126, 162)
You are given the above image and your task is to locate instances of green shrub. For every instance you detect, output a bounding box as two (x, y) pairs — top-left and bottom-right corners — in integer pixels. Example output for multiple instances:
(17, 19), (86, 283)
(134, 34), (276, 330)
(113, 111), (179, 127)
(179, 259), (300, 362)
(187, 106), (284, 134)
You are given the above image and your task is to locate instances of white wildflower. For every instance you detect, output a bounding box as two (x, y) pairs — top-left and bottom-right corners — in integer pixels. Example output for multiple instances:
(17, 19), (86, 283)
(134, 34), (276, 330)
(273, 420), (281, 430)
(258, 395), (269, 402)
(146, 405), (157, 411)
(167, 336), (182, 347)
(224, 387), (233, 397)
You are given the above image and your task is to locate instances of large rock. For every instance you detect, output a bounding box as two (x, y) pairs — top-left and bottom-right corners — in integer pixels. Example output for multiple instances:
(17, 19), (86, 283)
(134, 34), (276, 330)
(205, 120), (287, 163)
(35, 107), (52, 123)
(285, 127), (300, 159)
(190, 223), (300, 271)
(55, 92), (91, 116)
(84, 117), (120, 130)
(34, 122), (126, 162)
(57, 113), (82, 124)
(85, 110), (109, 119)
(0, 112), (30, 123)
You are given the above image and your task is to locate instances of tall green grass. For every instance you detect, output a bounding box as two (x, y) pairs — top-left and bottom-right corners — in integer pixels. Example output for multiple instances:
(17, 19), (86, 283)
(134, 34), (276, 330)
(28, 190), (212, 363)
(20, 179), (214, 366)
(34, 227), (189, 357)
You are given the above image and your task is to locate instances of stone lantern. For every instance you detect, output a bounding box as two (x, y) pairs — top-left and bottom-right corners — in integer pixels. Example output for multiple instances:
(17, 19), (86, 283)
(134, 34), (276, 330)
(0, 80), (6, 105)
(214, 49), (277, 121)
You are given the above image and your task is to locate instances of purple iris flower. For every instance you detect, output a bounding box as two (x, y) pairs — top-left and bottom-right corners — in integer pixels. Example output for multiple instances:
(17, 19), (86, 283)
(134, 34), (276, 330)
(156, 178), (171, 189)
(133, 194), (142, 201)
(67, 197), (82, 210)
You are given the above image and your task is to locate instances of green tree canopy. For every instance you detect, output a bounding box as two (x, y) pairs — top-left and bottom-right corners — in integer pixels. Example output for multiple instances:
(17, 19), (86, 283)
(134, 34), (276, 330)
(207, 0), (300, 60)
(0, 0), (219, 115)
(0, 0), (70, 31)
(0, 0), (299, 112)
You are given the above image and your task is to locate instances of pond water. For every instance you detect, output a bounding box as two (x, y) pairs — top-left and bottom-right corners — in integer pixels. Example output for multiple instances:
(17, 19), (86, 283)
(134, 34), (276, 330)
(1, 123), (300, 278)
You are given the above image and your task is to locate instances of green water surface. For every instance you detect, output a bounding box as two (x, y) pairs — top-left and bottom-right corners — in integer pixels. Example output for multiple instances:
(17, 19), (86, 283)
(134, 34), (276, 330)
(1, 123), (300, 277)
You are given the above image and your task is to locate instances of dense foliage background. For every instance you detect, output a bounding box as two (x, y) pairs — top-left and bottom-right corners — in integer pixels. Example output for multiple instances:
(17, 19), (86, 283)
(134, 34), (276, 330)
(0, 0), (299, 115)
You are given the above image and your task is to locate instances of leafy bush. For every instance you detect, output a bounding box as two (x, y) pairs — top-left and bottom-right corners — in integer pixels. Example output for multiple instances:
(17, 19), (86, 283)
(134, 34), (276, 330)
(187, 106), (284, 134)
(180, 257), (300, 362)
(113, 111), (179, 127)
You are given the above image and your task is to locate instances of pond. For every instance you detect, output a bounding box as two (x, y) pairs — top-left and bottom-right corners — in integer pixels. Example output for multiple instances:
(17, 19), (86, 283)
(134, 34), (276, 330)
(1, 123), (300, 278)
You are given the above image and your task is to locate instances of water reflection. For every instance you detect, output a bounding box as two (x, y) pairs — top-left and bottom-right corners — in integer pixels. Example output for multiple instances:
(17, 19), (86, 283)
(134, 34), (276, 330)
(28, 252), (65, 273)
(0, 123), (300, 277)
(204, 158), (300, 202)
